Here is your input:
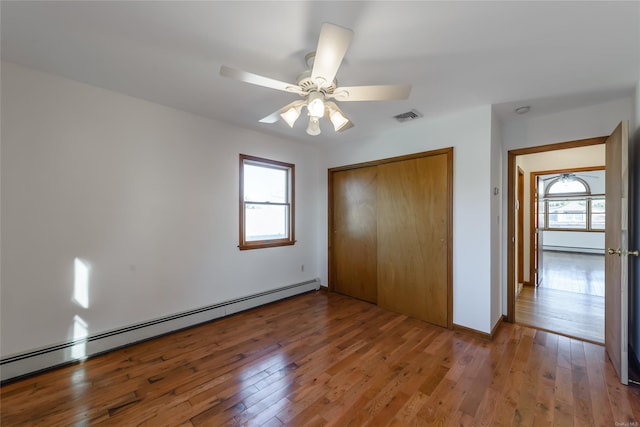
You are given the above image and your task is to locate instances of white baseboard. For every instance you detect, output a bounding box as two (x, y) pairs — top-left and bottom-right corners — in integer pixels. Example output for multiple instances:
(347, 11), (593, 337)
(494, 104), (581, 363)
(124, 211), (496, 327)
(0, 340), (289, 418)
(0, 279), (320, 383)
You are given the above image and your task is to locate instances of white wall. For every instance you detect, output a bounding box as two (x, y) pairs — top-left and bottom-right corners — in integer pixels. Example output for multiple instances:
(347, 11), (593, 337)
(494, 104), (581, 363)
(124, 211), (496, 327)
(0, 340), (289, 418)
(490, 108), (503, 328)
(0, 62), (324, 357)
(543, 231), (604, 253)
(503, 98), (633, 151)
(502, 96), (633, 312)
(324, 105), (496, 334)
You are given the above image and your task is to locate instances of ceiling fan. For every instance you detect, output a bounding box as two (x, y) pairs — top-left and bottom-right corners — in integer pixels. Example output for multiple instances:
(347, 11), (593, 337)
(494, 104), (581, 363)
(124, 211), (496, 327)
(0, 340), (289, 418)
(219, 23), (412, 136)
(542, 172), (600, 182)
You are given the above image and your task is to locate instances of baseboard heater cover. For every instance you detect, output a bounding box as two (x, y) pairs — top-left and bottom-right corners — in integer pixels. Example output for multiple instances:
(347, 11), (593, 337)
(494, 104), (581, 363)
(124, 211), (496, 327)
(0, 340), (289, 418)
(542, 246), (604, 254)
(0, 278), (320, 383)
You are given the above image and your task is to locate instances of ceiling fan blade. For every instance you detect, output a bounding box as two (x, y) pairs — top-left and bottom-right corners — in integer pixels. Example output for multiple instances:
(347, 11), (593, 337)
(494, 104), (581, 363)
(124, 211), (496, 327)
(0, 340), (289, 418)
(259, 100), (306, 124)
(311, 23), (354, 89)
(331, 84), (412, 101)
(258, 110), (281, 124)
(220, 65), (303, 95)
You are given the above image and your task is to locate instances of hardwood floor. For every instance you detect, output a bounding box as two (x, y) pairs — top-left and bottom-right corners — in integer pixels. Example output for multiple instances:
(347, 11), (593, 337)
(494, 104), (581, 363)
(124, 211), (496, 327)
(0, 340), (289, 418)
(517, 251), (605, 344)
(516, 286), (604, 344)
(540, 251), (604, 297)
(2, 290), (639, 426)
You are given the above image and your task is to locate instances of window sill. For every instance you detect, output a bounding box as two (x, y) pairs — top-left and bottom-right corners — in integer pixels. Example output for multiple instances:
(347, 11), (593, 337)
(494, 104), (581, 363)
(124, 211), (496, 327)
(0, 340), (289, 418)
(239, 240), (296, 251)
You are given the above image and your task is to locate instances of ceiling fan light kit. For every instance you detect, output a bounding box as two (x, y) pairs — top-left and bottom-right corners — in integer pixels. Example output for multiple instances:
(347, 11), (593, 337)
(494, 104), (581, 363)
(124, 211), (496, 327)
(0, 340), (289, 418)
(306, 91), (325, 117)
(220, 22), (412, 137)
(280, 103), (303, 128)
(328, 105), (349, 131)
(306, 116), (321, 136)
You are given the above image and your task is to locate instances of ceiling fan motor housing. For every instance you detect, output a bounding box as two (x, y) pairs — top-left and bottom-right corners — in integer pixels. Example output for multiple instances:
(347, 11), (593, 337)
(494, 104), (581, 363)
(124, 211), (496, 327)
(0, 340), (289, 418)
(296, 69), (337, 94)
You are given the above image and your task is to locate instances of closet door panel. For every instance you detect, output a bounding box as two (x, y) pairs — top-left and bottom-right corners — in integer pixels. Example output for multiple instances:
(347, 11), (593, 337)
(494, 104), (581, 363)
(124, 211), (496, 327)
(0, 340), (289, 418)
(377, 154), (449, 326)
(332, 167), (378, 303)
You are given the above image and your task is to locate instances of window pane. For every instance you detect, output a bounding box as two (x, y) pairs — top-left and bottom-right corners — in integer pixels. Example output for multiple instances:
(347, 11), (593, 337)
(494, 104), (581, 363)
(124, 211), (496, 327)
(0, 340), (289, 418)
(245, 203), (288, 241)
(547, 200), (587, 229)
(244, 164), (287, 203)
(591, 199), (605, 230)
(538, 202), (545, 228)
(547, 180), (588, 195)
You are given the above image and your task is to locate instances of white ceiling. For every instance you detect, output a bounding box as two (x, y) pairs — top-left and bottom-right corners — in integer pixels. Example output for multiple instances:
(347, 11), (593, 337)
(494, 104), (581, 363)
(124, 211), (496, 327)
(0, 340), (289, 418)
(2, 1), (639, 145)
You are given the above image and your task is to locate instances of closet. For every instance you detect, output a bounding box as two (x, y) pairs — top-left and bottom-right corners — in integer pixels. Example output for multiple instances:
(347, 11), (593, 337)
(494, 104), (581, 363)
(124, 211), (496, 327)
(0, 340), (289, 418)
(329, 148), (453, 328)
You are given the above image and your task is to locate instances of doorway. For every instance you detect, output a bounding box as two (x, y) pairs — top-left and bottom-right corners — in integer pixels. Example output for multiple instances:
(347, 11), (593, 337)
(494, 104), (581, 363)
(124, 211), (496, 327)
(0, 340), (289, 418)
(521, 166), (606, 343)
(507, 136), (607, 342)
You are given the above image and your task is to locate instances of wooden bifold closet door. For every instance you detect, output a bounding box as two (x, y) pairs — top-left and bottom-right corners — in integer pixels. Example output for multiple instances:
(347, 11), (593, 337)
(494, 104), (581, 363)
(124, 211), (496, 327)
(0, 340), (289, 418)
(332, 166), (378, 303)
(329, 148), (453, 328)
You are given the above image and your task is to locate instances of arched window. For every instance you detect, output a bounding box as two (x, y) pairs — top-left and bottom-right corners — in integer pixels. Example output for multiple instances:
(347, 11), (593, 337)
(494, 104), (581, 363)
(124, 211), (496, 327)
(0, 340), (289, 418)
(542, 173), (604, 231)
(544, 175), (590, 197)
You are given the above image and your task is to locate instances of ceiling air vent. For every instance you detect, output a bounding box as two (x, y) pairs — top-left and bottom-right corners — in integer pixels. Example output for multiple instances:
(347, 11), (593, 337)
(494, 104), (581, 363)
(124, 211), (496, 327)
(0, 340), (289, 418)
(393, 109), (423, 123)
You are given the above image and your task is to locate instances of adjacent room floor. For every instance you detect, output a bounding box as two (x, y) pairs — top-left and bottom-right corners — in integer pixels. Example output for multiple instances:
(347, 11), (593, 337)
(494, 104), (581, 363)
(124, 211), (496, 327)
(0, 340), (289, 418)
(516, 251), (604, 344)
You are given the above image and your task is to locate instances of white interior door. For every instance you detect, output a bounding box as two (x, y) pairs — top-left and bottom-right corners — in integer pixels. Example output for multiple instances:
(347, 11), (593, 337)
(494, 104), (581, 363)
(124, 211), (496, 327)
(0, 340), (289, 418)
(605, 120), (630, 385)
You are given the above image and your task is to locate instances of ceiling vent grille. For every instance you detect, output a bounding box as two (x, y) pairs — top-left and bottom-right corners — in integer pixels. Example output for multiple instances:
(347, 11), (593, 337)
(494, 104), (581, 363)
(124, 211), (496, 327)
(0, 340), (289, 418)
(393, 109), (423, 123)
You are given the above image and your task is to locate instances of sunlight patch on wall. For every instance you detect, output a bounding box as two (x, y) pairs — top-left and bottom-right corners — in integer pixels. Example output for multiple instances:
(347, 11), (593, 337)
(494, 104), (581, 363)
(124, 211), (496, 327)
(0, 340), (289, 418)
(73, 257), (90, 309)
(71, 315), (88, 360)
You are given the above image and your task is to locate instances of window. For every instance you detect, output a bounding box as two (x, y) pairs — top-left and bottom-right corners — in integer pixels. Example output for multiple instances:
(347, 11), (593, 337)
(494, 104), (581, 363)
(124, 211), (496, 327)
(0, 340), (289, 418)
(546, 178), (589, 195)
(547, 199), (587, 229)
(239, 154), (295, 250)
(590, 198), (606, 230)
(540, 173), (604, 232)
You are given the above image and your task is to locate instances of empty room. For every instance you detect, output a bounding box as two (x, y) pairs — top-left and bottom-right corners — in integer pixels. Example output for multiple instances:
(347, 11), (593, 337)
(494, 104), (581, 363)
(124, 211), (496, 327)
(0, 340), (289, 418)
(2, 1), (640, 425)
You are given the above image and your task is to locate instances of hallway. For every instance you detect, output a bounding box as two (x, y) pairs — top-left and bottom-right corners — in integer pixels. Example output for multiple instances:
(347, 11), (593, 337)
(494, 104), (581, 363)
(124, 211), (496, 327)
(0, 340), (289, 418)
(516, 251), (604, 344)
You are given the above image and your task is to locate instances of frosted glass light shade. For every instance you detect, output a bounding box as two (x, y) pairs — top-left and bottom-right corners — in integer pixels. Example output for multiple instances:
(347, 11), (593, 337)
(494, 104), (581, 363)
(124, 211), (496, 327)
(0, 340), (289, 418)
(280, 105), (302, 128)
(307, 91), (325, 118)
(329, 109), (349, 131)
(306, 116), (321, 135)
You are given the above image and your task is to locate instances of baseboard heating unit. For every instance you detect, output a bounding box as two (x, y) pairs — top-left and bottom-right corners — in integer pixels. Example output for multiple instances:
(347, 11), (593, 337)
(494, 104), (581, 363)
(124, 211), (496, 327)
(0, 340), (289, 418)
(0, 278), (320, 383)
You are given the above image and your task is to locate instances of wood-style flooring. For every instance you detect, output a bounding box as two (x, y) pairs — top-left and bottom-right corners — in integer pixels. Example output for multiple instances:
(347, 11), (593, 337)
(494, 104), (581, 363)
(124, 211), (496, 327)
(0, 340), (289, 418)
(516, 251), (604, 344)
(3, 290), (639, 426)
(540, 251), (604, 297)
